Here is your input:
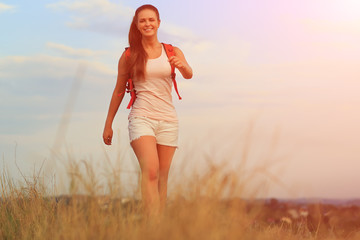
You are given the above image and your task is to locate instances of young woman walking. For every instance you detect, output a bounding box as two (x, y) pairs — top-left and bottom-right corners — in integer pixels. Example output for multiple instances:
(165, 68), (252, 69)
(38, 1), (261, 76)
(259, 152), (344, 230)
(103, 4), (193, 217)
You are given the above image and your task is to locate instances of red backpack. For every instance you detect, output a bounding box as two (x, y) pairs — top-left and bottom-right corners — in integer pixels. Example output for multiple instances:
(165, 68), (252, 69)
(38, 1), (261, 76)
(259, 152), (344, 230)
(121, 43), (182, 109)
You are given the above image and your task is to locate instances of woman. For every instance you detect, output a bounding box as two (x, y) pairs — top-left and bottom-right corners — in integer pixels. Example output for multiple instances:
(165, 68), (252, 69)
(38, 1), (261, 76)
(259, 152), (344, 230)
(103, 4), (193, 216)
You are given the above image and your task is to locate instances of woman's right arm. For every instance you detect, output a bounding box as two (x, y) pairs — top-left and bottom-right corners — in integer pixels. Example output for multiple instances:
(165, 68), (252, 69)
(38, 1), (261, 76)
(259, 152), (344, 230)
(103, 51), (129, 145)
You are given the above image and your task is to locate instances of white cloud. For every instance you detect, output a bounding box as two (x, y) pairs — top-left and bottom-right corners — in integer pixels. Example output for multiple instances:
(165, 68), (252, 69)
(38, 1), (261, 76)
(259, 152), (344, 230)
(46, 42), (108, 58)
(161, 22), (195, 39)
(0, 54), (115, 84)
(159, 21), (202, 44)
(46, 0), (211, 49)
(47, 0), (132, 18)
(47, 0), (133, 35)
(0, 2), (15, 13)
(0, 53), (118, 137)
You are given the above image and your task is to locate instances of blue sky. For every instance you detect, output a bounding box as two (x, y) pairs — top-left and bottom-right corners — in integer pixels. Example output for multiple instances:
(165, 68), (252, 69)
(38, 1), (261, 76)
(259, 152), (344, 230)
(1, 0), (360, 198)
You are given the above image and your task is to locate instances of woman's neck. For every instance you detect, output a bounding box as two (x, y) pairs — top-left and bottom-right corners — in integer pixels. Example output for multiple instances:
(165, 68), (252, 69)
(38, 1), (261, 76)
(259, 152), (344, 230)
(142, 36), (161, 49)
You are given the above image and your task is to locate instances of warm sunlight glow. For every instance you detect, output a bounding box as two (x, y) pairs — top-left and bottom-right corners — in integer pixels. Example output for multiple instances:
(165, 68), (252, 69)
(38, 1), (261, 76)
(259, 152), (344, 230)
(1, 0), (360, 200)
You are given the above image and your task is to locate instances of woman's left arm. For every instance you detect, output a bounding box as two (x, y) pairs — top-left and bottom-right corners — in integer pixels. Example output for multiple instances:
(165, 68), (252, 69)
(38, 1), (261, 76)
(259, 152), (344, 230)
(168, 47), (193, 79)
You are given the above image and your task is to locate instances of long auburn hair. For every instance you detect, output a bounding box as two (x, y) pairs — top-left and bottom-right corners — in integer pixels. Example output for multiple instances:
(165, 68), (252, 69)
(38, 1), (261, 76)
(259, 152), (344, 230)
(126, 4), (160, 80)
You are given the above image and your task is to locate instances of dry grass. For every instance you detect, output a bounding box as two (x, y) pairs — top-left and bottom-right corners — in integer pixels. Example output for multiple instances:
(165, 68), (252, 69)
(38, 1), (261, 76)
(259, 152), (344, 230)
(1, 156), (360, 240)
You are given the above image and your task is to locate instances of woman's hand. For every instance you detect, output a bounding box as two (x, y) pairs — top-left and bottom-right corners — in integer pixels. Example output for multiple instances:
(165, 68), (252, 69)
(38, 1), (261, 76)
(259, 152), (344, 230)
(168, 56), (185, 69)
(103, 126), (113, 145)
(169, 47), (193, 79)
(102, 50), (128, 146)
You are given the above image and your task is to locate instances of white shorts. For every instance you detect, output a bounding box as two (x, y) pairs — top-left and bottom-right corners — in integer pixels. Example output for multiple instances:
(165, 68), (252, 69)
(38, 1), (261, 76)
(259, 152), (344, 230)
(128, 116), (179, 147)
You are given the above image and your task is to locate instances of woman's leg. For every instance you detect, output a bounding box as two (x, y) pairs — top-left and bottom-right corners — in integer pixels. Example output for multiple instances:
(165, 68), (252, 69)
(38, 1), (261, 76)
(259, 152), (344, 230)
(131, 136), (160, 216)
(157, 144), (176, 213)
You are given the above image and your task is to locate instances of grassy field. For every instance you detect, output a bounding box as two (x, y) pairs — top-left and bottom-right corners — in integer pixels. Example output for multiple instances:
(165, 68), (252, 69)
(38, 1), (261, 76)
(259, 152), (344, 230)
(1, 160), (360, 240)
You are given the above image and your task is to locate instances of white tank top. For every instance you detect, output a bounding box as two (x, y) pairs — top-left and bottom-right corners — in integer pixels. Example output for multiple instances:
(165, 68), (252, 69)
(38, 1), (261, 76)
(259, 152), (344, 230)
(128, 45), (178, 122)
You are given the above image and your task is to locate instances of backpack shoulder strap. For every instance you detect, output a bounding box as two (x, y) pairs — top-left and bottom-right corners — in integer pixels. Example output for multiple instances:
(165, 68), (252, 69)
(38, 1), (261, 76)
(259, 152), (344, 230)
(162, 43), (175, 57)
(123, 47), (136, 109)
(161, 43), (182, 100)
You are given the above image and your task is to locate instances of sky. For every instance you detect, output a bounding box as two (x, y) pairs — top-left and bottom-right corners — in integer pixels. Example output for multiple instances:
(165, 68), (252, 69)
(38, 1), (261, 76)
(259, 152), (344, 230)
(1, 0), (360, 199)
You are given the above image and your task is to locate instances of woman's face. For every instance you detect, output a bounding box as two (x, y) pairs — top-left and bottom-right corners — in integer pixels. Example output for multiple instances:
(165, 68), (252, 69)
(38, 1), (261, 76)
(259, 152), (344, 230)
(136, 9), (160, 37)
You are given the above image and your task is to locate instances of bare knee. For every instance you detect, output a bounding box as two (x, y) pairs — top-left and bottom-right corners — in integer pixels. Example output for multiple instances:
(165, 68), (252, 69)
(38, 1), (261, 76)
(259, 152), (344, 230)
(143, 168), (159, 182)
